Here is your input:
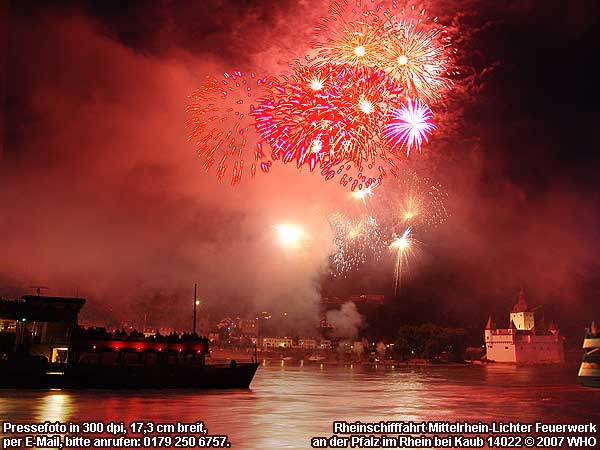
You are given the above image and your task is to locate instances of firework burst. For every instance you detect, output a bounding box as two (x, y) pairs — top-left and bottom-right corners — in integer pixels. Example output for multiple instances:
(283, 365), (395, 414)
(313, 12), (387, 68)
(186, 71), (275, 185)
(374, 168), (449, 230)
(384, 99), (436, 156)
(252, 63), (342, 172)
(377, 20), (452, 103)
(252, 63), (404, 190)
(312, 0), (388, 66)
(329, 213), (383, 276)
(312, 2), (452, 103)
(185, 2), (457, 191)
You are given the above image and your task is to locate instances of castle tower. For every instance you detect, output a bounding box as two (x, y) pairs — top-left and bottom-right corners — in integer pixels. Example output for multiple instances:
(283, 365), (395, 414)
(484, 315), (494, 344)
(509, 288), (535, 331)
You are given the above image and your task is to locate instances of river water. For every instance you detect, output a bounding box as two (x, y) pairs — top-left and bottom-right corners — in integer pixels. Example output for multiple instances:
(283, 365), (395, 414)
(1, 362), (599, 449)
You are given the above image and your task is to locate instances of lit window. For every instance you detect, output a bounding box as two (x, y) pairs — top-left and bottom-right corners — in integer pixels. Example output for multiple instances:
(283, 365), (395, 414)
(51, 347), (69, 363)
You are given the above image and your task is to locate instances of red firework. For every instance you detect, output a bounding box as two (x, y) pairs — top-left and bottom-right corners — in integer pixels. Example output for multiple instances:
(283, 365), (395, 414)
(184, 2), (455, 191)
(186, 71), (274, 185)
(252, 63), (404, 190)
(321, 148), (401, 191)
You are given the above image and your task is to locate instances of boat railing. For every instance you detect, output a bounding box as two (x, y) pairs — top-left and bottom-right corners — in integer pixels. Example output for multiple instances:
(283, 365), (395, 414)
(71, 338), (208, 354)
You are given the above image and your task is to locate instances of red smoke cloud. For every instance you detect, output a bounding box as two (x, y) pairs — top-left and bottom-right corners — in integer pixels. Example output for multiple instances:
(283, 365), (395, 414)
(1, 1), (598, 339)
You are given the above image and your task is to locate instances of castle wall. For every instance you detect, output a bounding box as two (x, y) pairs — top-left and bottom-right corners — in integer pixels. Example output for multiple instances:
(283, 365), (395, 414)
(514, 335), (564, 363)
(485, 330), (517, 362)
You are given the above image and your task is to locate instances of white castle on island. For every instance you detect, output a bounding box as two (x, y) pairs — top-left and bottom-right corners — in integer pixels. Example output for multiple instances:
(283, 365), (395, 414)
(484, 289), (565, 364)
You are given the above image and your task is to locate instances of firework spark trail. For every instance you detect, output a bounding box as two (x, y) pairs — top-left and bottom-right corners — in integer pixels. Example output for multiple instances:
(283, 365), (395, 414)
(389, 226), (414, 294)
(329, 213), (384, 276)
(350, 185), (375, 207)
(186, 71), (275, 185)
(321, 152), (392, 192)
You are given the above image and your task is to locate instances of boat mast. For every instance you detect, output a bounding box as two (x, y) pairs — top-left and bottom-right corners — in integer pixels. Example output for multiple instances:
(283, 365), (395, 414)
(193, 283), (197, 335)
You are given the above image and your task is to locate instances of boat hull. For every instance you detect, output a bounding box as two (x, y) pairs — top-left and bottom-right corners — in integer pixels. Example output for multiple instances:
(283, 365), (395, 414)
(578, 377), (600, 388)
(0, 360), (259, 389)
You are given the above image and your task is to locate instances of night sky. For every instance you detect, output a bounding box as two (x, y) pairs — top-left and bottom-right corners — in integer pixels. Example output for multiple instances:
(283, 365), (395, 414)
(1, 0), (599, 342)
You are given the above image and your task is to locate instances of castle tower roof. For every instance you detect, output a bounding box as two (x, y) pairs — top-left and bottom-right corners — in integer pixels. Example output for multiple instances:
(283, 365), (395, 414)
(512, 288), (528, 312)
(485, 315), (494, 330)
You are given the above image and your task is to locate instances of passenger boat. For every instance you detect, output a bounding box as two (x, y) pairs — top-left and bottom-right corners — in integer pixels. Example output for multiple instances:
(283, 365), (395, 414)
(578, 321), (600, 388)
(0, 295), (258, 389)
